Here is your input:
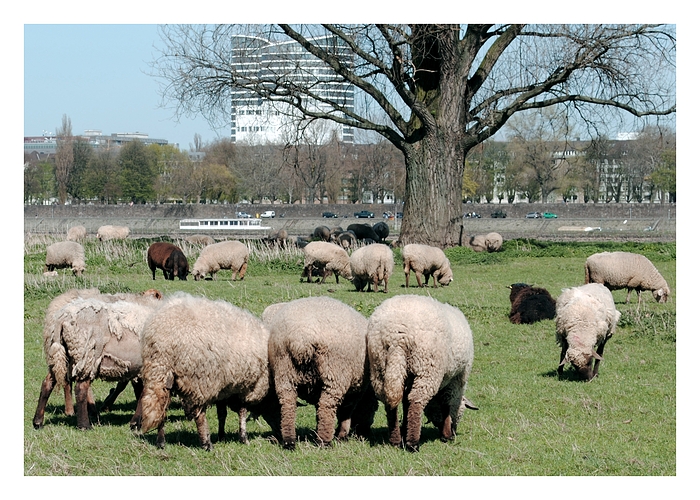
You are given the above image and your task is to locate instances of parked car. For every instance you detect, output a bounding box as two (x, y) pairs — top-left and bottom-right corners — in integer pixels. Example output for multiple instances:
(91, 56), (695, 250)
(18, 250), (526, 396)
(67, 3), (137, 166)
(237, 211), (251, 218)
(396, 212), (403, 219)
(261, 210), (275, 218)
(526, 212), (542, 219)
(354, 210), (375, 218)
(322, 211), (338, 218)
(382, 211), (393, 219)
(463, 212), (481, 218)
(491, 210), (507, 218)
(542, 212), (558, 219)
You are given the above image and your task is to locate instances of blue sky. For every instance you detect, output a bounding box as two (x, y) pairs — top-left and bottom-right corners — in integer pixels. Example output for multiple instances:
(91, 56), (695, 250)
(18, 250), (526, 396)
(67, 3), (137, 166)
(24, 24), (227, 150)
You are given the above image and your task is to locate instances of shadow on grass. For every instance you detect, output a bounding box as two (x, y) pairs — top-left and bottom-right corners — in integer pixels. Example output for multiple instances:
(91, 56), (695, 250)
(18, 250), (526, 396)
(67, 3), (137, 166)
(541, 367), (591, 382)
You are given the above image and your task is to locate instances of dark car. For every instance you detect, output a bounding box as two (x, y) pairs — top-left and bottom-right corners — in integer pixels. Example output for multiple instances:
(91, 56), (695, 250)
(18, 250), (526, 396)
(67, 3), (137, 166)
(322, 212), (338, 218)
(354, 210), (375, 218)
(463, 212), (481, 218)
(525, 212), (542, 219)
(491, 210), (507, 218)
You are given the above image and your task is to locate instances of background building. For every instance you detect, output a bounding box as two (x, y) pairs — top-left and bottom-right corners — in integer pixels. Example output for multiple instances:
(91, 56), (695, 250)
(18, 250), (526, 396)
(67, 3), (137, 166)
(230, 34), (355, 145)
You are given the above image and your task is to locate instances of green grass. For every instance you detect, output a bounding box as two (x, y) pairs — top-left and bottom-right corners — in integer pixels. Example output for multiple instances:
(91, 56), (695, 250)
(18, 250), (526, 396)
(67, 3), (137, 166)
(23, 235), (676, 476)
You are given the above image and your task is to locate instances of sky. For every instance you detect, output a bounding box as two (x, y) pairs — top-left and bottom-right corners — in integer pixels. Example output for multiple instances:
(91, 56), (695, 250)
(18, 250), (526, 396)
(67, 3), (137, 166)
(24, 24), (227, 150)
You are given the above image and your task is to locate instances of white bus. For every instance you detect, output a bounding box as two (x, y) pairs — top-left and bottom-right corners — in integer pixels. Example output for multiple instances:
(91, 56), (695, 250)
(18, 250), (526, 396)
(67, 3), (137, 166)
(179, 217), (271, 231)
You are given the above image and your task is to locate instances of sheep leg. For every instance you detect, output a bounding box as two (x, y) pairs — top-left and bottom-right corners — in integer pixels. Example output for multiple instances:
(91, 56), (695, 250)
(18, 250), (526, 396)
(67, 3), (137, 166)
(404, 398), (426, 452)
(279, 394), (298, 450)
(74, 380), (93, 430)
(100, 380), (130, 412)
(216, 401), (228, 442)
(193, 408), (213, 451)
(415, 272), (424, 288)
(557, 342), (568, 377)
(156, 421), (166, 449)
(592, 339), (609, 379)
(315, 392), (339, 446)
(385, 404), (402, 447)
(404, 271), (410, 288)
(304, 265), (313, 283)
(238, 262), (248, 280)
(33, 372), (57, 428)
(372, 275), (379, 293)
(238, 406), (249, 444)
(87, 385), (98, 423)
(439, 403), (454, 442)
(63, 381), (74, 416)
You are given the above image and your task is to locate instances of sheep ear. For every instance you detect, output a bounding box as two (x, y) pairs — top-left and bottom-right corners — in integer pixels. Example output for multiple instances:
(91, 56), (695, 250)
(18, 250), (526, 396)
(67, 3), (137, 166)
(463, 397), (479, 411)
(165, 372), (174, 390)
(592, 352), (603, 361)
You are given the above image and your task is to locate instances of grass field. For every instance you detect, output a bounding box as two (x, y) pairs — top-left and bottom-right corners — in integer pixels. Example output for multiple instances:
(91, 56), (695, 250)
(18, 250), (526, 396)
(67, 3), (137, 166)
(22, 235), (677, 480)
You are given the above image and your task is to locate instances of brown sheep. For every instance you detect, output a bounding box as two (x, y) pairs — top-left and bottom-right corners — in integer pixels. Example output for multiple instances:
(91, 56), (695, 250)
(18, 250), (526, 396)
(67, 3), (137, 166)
(508, 283), (556, 324)
(147, 242), (189, 281)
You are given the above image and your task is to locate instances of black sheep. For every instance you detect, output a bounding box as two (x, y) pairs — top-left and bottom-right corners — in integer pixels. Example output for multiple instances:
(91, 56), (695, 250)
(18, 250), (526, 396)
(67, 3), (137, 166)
(147, 242), (189, 280)
(347, 223), (380, 243)
(508, 283), (556, 324)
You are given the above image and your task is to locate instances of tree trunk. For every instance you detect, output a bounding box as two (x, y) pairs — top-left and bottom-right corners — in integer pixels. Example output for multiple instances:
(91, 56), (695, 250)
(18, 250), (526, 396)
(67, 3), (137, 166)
(399, 131), (465, 247)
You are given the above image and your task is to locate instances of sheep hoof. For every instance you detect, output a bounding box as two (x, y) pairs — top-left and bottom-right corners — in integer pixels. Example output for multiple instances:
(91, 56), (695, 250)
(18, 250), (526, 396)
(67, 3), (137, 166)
(406, 443), (420, 453)
(283, 441), (296, 451)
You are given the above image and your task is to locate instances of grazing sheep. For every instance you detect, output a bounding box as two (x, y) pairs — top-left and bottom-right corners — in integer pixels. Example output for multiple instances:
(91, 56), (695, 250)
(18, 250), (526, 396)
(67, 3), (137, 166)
(302, 241), (352, 284)
(336, 230), (357, 250)
(313, 225), (332, 242)
(508, 283), (556, 324)
(585, 251), (671, 304)
(137, 293), (277, 450)
(349, 243), (395, 293)
(185, 234), (215, 246)
(467, 234), (488, 252)
(32, 289), (163, 430)
(66, 225), (87, 242)
(401, 243), (453, 288)
(264, 297), (373, 450)
(484, 232), (503, 252)
(45, 241), (86, 276)
(347, 223), (380, 243)
(147, 242), (189, 281)
(96, 225), (130, 241)
(263, 229), (288, 248)
(192, 240), (249, 281)
(367, 295), (477, 451)
(373, 221), (390, 242)
(555, 283), (621, 381)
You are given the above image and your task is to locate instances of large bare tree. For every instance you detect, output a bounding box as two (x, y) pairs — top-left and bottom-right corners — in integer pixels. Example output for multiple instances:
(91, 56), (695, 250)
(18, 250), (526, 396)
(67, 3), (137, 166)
(54, 114), (74, 205)
(152, 24), (675, 247)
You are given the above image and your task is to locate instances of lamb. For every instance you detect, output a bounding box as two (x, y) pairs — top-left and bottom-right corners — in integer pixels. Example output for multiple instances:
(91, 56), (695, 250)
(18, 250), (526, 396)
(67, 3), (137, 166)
(302, 240), (353, 284)
(366, 295), (477, 452)
(184, 234), (215, 246)
(401, 243), (453, 288)
(45, 241), (86, 276)
(96, 225), (130, 241)
(32, 289), (163, 430)
(347, 223), (380, 243)
(191, 240), (249, 281)
(508, 283), (556, 324)
(555, 283), (621, 381)
(66, 225), (87, 242)
(137, 292), (278, 450)
(147, 242), (189, 280)
(584, 251), (671, 304)
(349, 243), (394, 293)
(263, 296), (374, 450)
(373, 221), (390, 242)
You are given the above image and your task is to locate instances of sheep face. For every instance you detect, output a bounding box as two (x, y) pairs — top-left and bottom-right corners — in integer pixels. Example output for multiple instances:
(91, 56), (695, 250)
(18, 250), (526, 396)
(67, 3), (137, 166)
(653, 287), (669, 303)
(436, 266), (453, 286)
(192, 269), (207, 281)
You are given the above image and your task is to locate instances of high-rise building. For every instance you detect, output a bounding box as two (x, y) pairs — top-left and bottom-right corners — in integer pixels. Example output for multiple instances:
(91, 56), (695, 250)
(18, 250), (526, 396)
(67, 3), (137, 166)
(230, 34), (355, 145)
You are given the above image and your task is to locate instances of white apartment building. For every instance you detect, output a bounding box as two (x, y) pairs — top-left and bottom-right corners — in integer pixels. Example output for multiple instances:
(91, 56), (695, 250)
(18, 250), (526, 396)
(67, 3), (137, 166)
(230, 34), (355, 145)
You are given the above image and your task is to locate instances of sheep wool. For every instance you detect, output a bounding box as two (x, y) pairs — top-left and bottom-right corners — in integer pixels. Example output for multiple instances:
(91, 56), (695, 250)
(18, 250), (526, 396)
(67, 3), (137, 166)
(484, 232), (503, 252)
(367, 295), (476, 451)
(302, 240), (353, 284)
(264, 296), (371, 450)
(585, 251), (671, 303)
(66, 225), (87, 242)
(349, 243), (394, 293)
(508, 283), (556, 324)
(138, 292), (274, 450)
(185, 234), (215, 246)
(191, 240), (249, 281)
(45, 241), (86, 276)
(96, 225), (130, 241)
(555, 283), (621, 381)
(401, 243), (453, 288)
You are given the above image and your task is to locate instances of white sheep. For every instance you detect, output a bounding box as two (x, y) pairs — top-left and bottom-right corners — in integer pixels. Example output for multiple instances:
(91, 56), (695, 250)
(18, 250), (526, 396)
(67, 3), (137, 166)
(467, 234), (487, 252)
(96, 225), (130, 241)
(484, 232), (503, 252)
(263, 296), (374, 450)
(401, 243), (453, 288)
(585, 251), (671, 303)
(302, 240), (353, 284)
(45, 241), (86, 276)
(191, 240), (249, 281)
(366, 295), (477, 451)
(137, 292), (277, 450)
(32, 289), (162, 430)
(184, 234), (215, 246)
(66, 225), (87, 242)
(349, 243), (395, 293)
(555, 283), (621, 381)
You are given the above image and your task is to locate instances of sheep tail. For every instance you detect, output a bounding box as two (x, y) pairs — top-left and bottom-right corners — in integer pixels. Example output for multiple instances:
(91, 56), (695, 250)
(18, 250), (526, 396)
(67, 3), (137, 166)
(383, 344), (408, 409)
(46, 340), (69, 387)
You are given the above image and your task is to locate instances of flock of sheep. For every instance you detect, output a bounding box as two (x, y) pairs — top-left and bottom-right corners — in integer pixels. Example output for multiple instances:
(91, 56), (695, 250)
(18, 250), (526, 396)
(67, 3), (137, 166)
(32, 221), (672, 452)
